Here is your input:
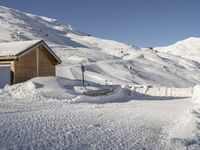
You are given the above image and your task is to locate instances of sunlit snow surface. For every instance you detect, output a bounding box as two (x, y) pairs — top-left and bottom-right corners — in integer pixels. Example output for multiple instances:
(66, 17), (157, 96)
(0, 77), (200, 149)
(156, 37), (200, 62)
(1, 5), (200, 149)
(0, 6), (200, 87)
(0, 40), (40, 56)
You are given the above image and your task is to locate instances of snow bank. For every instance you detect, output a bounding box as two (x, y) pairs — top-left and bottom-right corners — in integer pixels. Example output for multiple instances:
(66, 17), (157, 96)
(192, 84), (200, 103)
(127, 85), (192, 97)
(169, 109), (197, 149)
(70, 85), (129, 104)
(3, 77), (79, 100)
(4, 80), (43, 99)
(168, 84), (200, 149)
(2, 77), (197, 104)
(1, 77), (130, 103)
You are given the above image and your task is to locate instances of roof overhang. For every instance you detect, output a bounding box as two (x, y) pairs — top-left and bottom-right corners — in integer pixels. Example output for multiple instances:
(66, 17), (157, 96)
(0, 40), (62, 64)
(0, 56), (17, 61)
(39, 40), (62, 64)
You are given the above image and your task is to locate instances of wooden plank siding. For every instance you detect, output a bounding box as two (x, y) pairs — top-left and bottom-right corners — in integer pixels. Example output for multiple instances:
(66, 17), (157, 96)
(38, 45), (55, 76)
(13, 44), (56, 84)
(14, 49), (37, 83)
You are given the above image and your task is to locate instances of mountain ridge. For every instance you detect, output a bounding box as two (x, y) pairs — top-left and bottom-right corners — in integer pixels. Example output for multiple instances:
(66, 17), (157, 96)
(0, 6), (200, 87)
(156, 37), (200, 62)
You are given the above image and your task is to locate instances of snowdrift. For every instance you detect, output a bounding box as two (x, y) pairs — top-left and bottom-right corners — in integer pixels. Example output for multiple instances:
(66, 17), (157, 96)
(192, 84), (200, 103)
(2, 77), (130, 104)
(124, 85), (192, 97)
(3, 77), (77, 100)
(1, 76), (197, 104)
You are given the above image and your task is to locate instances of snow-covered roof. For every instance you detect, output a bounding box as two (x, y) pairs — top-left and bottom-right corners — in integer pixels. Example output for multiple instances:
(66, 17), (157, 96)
(0, 40), (41, 57)
(0, 40), (61, 64)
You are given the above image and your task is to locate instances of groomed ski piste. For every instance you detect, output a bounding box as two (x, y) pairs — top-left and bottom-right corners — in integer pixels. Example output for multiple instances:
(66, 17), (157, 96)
(0, 5), (200, 149)
(0, 77), (200, 149)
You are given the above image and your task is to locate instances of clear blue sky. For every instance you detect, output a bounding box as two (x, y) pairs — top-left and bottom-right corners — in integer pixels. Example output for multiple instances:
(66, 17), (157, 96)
(0, 0), (200, 47)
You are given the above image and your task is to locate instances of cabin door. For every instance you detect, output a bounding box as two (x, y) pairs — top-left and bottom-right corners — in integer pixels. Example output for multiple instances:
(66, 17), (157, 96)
(0, 64), (11, 88)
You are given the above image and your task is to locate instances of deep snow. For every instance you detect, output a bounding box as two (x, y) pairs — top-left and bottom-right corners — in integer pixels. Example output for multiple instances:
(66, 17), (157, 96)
(1, 5), (200, 150)
(0, 96), (195, 149)
(0, 77), (200, 149)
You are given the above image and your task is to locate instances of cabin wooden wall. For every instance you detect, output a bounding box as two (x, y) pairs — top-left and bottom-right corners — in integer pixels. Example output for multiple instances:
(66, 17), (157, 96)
(38, 45), (55, 76)
(13, 44), (56, 84)
(14, 49), (37, 83)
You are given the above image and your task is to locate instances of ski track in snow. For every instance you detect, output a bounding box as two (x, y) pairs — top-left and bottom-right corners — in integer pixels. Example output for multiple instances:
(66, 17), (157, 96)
(0, 96), (195, 150)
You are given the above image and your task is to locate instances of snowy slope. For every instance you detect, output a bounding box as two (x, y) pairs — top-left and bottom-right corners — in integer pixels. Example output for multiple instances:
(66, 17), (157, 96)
(156, 37), (200, 62)
(1, 6), (200, 149)
(0, 6), (132, 49)
(0, 6), (200, 87)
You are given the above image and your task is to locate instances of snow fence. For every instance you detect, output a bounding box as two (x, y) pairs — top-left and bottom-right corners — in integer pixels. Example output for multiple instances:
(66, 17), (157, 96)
(124, 85), (193, 97)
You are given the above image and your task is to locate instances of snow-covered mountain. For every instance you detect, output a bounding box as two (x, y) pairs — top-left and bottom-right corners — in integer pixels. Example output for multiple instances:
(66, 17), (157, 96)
(156, 37), (200, 62)
(0, 6), (134, 50)
(1, 6), (200, 87)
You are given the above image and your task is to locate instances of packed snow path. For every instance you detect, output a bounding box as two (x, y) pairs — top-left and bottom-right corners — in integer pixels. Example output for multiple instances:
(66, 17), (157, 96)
(0, 97), (195, 149)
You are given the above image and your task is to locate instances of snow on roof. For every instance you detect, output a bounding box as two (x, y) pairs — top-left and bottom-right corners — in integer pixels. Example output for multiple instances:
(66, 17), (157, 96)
(0, 40), (41, 57)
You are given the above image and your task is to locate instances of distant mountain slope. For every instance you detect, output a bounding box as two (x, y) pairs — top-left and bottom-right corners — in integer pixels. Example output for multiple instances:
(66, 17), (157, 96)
(156, 37), (200, 62)
(0, 6), (135, 50)
(0, 6), (200, 87)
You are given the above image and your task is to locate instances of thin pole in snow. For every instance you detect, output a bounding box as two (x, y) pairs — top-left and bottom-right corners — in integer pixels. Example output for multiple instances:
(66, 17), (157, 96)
(81, 63), (85, 86)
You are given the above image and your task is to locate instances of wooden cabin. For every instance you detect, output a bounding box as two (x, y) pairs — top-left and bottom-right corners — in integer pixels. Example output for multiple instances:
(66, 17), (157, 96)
(0, 40), (61, 88)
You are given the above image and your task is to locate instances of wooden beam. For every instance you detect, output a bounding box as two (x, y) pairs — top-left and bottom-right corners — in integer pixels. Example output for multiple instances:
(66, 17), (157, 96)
(36, 47), (39, 76)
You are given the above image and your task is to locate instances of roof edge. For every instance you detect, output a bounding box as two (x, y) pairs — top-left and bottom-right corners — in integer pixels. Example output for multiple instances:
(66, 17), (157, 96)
(0, 40), (62, 64)
(40, 40), (62, 64)
(0, 56), (17, 61)
(15, 40), (43, 57)
(16, 40), (61, 64)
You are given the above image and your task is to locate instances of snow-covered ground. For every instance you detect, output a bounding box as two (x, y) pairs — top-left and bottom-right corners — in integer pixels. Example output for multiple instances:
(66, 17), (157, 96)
(1, 5), (200, 149)
(1, 75), (199, 149)
(0, 77), (199, 149)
